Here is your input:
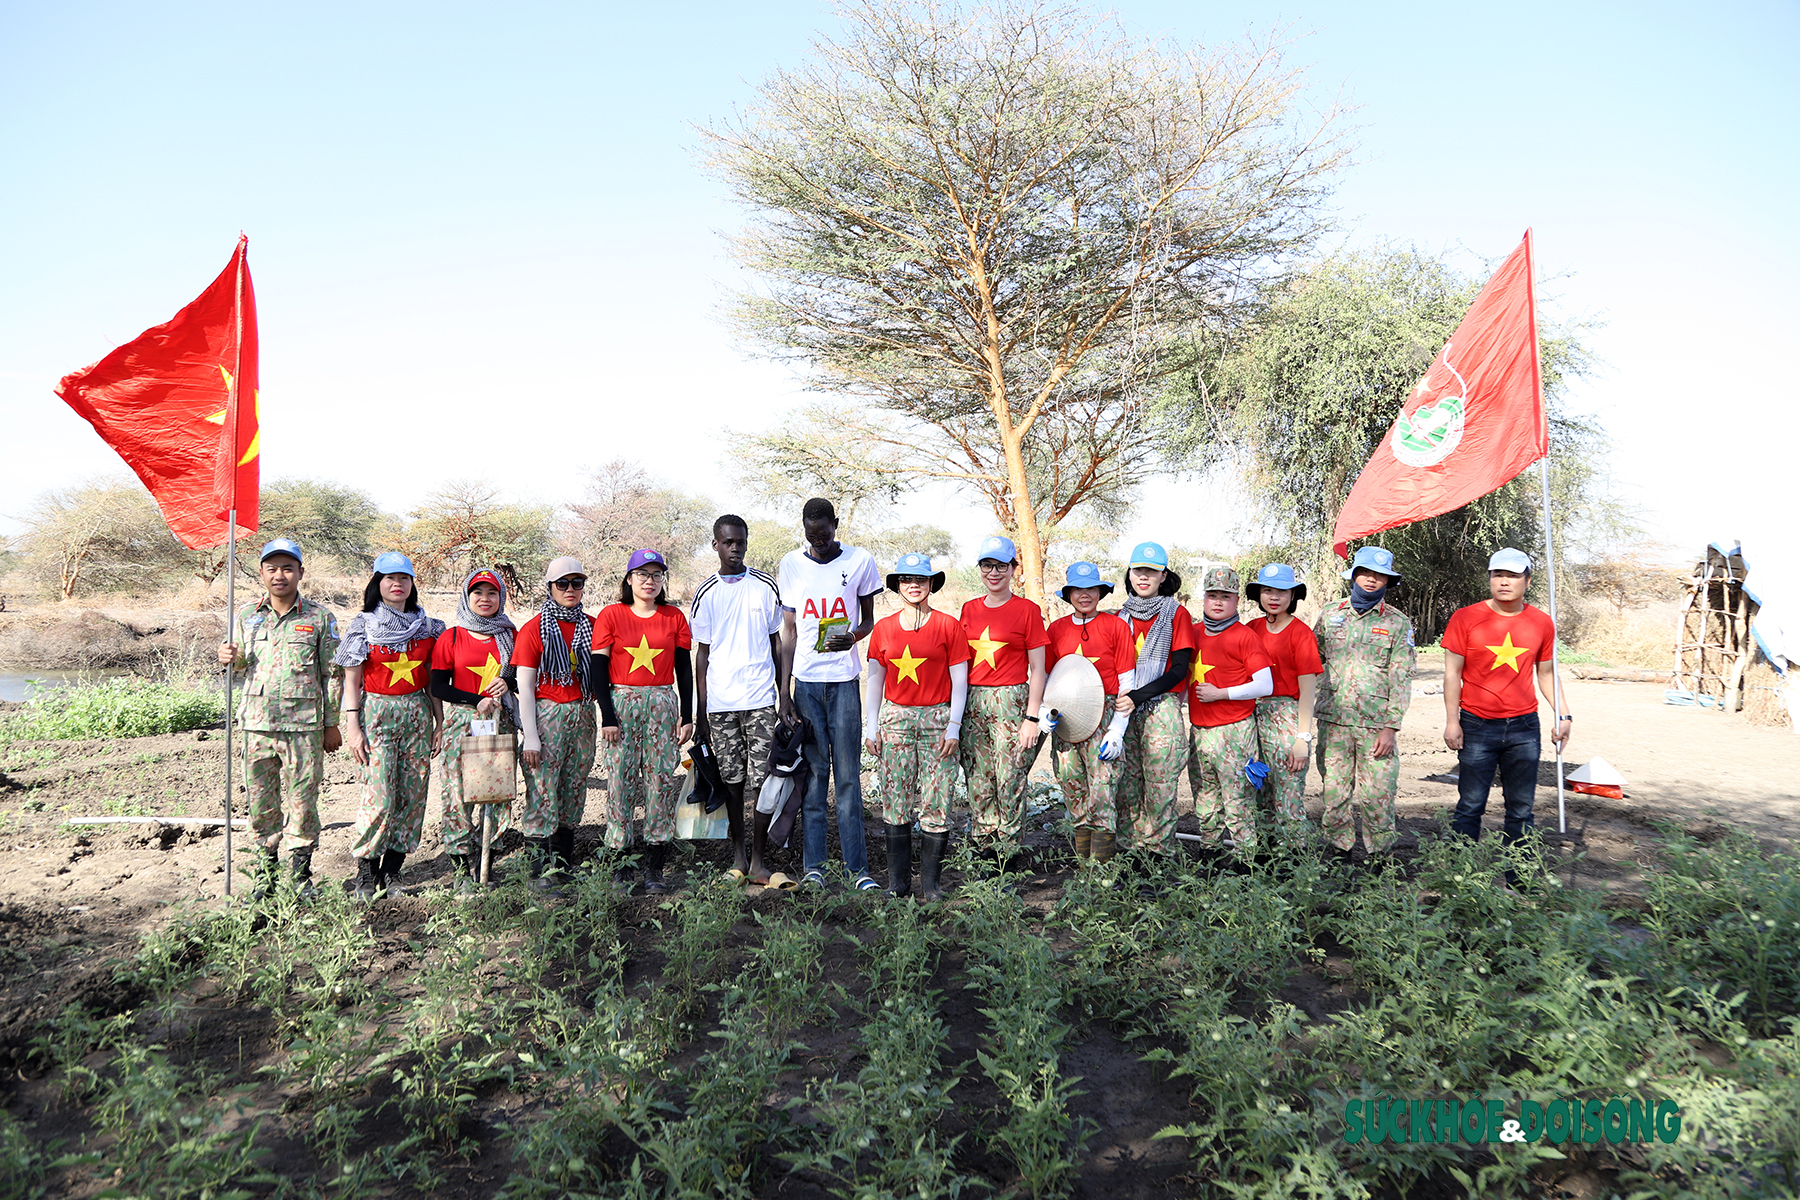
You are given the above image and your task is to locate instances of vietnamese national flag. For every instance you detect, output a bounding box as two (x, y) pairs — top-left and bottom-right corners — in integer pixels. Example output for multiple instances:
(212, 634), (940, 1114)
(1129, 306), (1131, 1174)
(1331, 231), (1544, 558)
(56, 236), (260, 549)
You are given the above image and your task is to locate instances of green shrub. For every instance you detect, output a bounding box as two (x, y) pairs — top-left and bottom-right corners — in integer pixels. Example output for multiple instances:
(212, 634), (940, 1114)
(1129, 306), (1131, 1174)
(0, 677), (222, 741)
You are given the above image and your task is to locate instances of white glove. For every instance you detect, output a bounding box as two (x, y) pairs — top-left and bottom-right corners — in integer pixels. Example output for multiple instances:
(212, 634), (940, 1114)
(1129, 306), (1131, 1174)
(1040, 706), (1060, 734)
(1097, 711), (1130, 761)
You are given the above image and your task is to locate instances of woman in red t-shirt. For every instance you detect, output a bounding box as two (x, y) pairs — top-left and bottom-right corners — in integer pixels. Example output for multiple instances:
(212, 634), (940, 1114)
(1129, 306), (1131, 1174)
(511, 556), (598, 891)
(1112, 542), (1195, 859)
(1184, 565), (1273, 865)
(1245, 563), (1323, 849)
(957, 534), (1048, 861)
(590, 549), (693, 894)
(1040, 562), (1135, 864)
(864, 552), (970, 900)
(430, 568), (519, 887)
(334, 552), (444, 900)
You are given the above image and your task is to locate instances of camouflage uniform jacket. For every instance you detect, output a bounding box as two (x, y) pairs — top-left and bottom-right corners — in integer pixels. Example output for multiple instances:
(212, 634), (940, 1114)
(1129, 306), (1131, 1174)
(230, 596), (343, 731)
(1314, 598), (1415, 730)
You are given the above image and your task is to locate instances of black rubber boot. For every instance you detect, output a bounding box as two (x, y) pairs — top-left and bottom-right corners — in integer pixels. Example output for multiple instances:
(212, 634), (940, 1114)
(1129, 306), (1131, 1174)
(288, 847), (317, 899)
(448, 853), (477, 894)
(526, 837), (562, 894)
(352, 856), (379, 902)
(643, 843), (670, 894)
(886, 823), (912, 898)
(249, 846), (281, 902)
(379, 850), (406, 899)
(918, 831), (949, 902)
(553, 826), (576, 878)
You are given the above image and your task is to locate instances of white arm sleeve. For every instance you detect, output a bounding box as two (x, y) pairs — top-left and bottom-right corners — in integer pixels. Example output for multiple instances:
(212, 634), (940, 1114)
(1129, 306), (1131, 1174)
(945, 661), (969, 738)
(517, 667), (541, 749)
(1225, 667), (1274, 702)
(863, 668), (885, 744)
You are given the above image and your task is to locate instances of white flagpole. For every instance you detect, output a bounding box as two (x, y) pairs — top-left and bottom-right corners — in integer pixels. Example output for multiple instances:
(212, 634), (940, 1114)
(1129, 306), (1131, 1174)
(224, 514), (237, 896)
(1524, 228), (1566, 834)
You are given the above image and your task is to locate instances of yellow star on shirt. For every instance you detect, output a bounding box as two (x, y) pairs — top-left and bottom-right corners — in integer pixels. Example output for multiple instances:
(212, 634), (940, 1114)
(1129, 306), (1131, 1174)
(1486, 632), (1529, 672)
(624, 635), (665, 675)
(1135, 631), (1146, 655)
(469, 652), (503, 694)
(1190, 651), (1216, 686)
(1080, 648), (1104, 666)
(968, 626), (1007, 670)
(384, 655), (422, 686)
(892, 645), (927, 684)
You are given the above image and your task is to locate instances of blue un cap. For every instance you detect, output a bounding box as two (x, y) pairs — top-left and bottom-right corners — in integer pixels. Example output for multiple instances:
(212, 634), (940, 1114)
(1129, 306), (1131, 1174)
(886, 552), (946, 594)
(1060, 561), (1114, 602)
(259, 538), (303, 564)
(976, 535), (1018, 564)
(1246, 562), (1307, 602)
(372, 551), (417, 577)
(1343, 546), (1402, 582)
(1127, 541), (1169, 571)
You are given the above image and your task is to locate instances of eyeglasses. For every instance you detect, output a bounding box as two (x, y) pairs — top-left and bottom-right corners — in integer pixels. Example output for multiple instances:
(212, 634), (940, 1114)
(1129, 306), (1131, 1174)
(631, 570), (667, 583)
(978, 562), (1012, 575)
(551, 577), (587, 590)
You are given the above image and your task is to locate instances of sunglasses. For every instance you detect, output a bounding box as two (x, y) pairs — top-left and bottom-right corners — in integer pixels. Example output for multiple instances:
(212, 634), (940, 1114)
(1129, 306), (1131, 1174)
(551, 577), (587, 589)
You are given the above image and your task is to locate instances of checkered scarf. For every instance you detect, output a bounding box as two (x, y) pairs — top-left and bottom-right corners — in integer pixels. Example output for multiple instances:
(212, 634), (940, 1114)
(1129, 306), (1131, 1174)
(535, 593), (592, 698)
(334, 604), (444, 667)
(1120, 593), (1179, 710)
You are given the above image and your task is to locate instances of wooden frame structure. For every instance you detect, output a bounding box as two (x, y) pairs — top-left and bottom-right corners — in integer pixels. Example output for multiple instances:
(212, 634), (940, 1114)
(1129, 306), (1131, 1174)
(1674, 543), (1759, 711)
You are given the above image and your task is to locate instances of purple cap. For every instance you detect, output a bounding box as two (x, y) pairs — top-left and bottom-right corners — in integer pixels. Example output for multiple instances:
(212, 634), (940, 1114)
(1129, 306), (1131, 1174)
(627, 549), (667, 573)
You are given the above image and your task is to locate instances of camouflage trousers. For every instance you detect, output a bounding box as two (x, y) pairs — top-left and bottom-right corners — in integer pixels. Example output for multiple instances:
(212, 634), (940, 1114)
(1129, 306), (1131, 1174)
(876, 702), (954, 834)
(244, 728), (323, 852)
(602, 685), (681, 849)
(1254, 695), (1312, 848)
(1187, 717), (1261, 851)
(1115, 698), (1187, 856)
(1052, 697), (1116, 833)
(522, 698), (596, 839)
(960, 683), (1031, 845)
(350, 692), (434, 860)
(1316, 721), (1398, 852)
(709, 706), (777, 793)
(438, 703), (515, 856)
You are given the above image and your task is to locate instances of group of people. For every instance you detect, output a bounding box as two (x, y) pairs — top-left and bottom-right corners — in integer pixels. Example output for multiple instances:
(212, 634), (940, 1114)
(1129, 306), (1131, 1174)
(218, 497), (1573, 902)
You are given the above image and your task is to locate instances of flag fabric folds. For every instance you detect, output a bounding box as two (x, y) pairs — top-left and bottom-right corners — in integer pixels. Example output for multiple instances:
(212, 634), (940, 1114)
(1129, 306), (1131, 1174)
(56, 237), (260, 549)
(1332, 231), (1544, 558)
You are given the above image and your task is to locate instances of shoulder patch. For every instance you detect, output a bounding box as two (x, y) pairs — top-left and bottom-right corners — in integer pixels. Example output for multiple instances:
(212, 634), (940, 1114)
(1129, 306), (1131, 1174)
(328, 621), (339, 637)
(246, 615), (265, 627)
(1328, 614), (1346, 626)
(1406, 629), (1415, 647)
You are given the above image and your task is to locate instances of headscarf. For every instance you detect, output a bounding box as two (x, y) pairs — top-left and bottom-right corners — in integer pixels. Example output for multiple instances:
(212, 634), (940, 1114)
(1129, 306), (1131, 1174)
(334, 602), (444, 667)
(1350, 583), (1389, 615)
(1120, 592), (1180, 710)
(535, 588), (593, 699)
(457, 568), (521, 725)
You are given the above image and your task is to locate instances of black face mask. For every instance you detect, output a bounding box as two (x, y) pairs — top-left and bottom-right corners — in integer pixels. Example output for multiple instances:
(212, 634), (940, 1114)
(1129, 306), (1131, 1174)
(1350, 582), (1388, 614)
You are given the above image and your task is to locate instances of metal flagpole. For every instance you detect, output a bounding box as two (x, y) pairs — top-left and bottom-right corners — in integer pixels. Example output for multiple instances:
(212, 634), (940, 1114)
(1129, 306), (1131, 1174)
(1524, 228), (1566, 834)
(224, 514), (237, 896)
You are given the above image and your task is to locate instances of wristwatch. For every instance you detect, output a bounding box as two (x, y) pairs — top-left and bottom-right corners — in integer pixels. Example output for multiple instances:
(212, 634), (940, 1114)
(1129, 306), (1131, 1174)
(1296, 731), (1314, 745)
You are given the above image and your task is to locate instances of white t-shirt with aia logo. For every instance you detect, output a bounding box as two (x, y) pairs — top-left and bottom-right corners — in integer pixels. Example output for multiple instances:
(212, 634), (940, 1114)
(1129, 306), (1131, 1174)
(778, 544), (883, 684)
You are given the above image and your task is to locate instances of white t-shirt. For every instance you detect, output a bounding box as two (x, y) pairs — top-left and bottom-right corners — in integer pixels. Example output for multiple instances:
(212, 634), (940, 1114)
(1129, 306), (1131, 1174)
(778, 544), (883, 684)
(689, 568), (784, 712)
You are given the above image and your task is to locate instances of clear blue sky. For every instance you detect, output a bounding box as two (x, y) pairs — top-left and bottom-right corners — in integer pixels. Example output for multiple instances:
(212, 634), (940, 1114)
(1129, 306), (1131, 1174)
(2, 0), (1794, 575)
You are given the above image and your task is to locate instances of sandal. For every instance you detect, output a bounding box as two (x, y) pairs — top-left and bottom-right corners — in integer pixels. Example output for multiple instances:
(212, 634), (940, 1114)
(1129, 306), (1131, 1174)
(853, 874), (882, 892)
(724, 867), (748, 883)
(800, 869), (828, 890)
(762, 872), (800, 891)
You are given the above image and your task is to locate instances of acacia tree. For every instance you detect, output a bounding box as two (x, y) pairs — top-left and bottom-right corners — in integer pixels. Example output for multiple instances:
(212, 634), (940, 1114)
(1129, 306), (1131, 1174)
(1164, 245), (1601, 637)
(400, 481), (555, 590)
(561, 461), (717, 586)
(15, 478), (191, 598)
(705, 0), (1343, 599)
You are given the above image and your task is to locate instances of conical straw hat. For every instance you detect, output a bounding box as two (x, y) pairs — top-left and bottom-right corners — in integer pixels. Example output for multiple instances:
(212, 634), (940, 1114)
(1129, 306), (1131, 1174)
(1042, 653), (1105, 743)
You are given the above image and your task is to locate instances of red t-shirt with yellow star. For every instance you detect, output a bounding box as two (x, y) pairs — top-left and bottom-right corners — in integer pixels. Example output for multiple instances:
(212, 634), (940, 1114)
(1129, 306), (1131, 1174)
(1442, 602), (1557, 719)
(510, 617), (586, 705)
(1045, 613), (1136, 696)
(592, 603), (692, 687)
(1186, 622), (1272, 728)
(1124, 605), (1197, 667)
(1249, 616), (1324, 700)
(958, 595), (1049, 687)
(431, 627), (509, 701)
(868, 609), (971, 707)
(361, 637), (437, 696)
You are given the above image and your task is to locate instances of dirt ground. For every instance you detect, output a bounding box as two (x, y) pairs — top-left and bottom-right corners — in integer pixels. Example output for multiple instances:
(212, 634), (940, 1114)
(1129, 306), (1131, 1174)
(1, 650), (1796, 1196)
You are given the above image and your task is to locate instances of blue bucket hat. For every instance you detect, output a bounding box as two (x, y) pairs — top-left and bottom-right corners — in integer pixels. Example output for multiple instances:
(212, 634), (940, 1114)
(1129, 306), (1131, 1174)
(886, 552), (946, 594)
(975, 535), (1018, 564)
(1343, 546), (1402, 582)
(1059, 561), (1114, 602)
(372, 551), (416, 577)
(1246, 562), (1307, 603)
(259, 537), (303, 564)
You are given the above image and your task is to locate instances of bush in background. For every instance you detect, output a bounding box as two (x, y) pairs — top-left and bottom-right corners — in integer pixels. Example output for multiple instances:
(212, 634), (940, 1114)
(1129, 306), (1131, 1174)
(1, 677), (222, 742)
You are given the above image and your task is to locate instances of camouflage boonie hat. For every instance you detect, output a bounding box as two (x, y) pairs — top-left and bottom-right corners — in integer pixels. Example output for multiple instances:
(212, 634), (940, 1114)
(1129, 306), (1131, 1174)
(1201, 564), (1242, 594)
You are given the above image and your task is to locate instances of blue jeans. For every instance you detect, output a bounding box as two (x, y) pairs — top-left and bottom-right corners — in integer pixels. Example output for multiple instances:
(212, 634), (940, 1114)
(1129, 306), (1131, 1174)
(1452, 710), (1540, 845)
(794, 679), (869, 877)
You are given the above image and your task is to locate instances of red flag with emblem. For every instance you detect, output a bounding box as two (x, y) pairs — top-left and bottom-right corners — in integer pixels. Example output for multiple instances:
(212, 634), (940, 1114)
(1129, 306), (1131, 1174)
(1331, 231), (1544, 558)
(55, 237), (260, 549)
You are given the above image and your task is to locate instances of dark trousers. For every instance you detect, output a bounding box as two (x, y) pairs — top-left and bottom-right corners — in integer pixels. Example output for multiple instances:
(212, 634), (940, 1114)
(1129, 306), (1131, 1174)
(1451, 710), (1540, 845)
(794, 679), (869, 877)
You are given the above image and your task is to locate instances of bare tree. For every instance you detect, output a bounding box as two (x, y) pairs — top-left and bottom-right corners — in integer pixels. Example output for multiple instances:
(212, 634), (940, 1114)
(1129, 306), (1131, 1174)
(401, 481), (555, 589)
(703, 0), (1344, 597)
(15, 478), (191, 598)
(561, 461), (717, 588)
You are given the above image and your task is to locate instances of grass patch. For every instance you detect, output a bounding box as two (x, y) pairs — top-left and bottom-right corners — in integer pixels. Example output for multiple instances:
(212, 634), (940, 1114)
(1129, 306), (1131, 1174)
(0, 676), (222, 742)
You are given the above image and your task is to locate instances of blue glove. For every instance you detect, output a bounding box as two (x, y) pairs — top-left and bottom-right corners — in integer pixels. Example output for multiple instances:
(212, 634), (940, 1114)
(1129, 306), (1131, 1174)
(1097, 711), (1130, 762)
(1243, 759), (1271, 790)
(1042, 708), (1060, 734)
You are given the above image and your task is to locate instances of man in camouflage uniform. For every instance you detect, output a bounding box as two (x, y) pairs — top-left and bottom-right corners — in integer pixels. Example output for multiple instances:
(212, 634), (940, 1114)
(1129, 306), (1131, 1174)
(217, 539), (342, 898)
(1314, 546), (1414, 863)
